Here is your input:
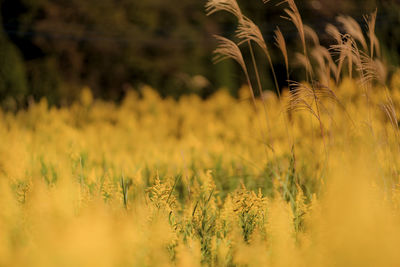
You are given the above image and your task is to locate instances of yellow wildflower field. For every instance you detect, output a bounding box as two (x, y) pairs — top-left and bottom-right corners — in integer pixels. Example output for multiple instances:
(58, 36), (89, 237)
(1, 75), (400, 266)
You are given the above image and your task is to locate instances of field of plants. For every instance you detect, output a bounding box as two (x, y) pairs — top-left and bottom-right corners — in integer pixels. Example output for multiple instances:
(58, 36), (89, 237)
(1, 0), (400, 266)
(1, 78), (400, 266)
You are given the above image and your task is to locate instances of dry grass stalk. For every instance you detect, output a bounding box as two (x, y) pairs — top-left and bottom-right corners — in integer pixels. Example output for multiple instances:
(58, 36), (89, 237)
(287, 81), (341, 144)
(287, 82), (323, 127)
(213, 35), (246, 71)
(312, 49), (329, 86)
(296, 53), (313, 78)
(236, 17), (281, 99)
(337, 15), (368, 52)
(236, 7), (295, 154)
(237, 17), (268, 55)
(382, 100), (399, 133)
(381, 88), (400, 159)
(304, 25), (320, 47)
(360, 55), (387, 85)
(207, 0), (275, 154)
(288, 82), (340, 111)
(205, 0), (242, 20)
(312, 46), (338, 86)
(326, 24), (345, 83)
(330, 35), (362, 80)
(326, 24), (342, 44)
(304, 25), (338, 85)
(364, 9), (380, 58)
(280, 0), (306, 56)
(213, 35), (272, 155)
(274, 27), (289, 79)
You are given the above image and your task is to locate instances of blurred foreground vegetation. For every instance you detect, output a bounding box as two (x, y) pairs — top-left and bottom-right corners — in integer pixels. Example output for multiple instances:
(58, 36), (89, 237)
(1, 76), (400, 265)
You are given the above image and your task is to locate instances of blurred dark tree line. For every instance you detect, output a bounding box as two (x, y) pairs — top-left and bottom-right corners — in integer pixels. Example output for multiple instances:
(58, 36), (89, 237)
(0, 0), (399, 107)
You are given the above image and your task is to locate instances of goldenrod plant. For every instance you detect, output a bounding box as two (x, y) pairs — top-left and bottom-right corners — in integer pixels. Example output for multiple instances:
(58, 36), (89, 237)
(0, 0), (400, 266)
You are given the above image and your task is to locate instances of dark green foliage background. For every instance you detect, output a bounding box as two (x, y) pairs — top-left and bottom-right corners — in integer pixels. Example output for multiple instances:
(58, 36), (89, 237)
(0, 0), (398, 107)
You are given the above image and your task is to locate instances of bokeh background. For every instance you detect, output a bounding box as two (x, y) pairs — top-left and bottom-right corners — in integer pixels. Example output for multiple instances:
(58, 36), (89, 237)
(0, 0), (399, 107)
